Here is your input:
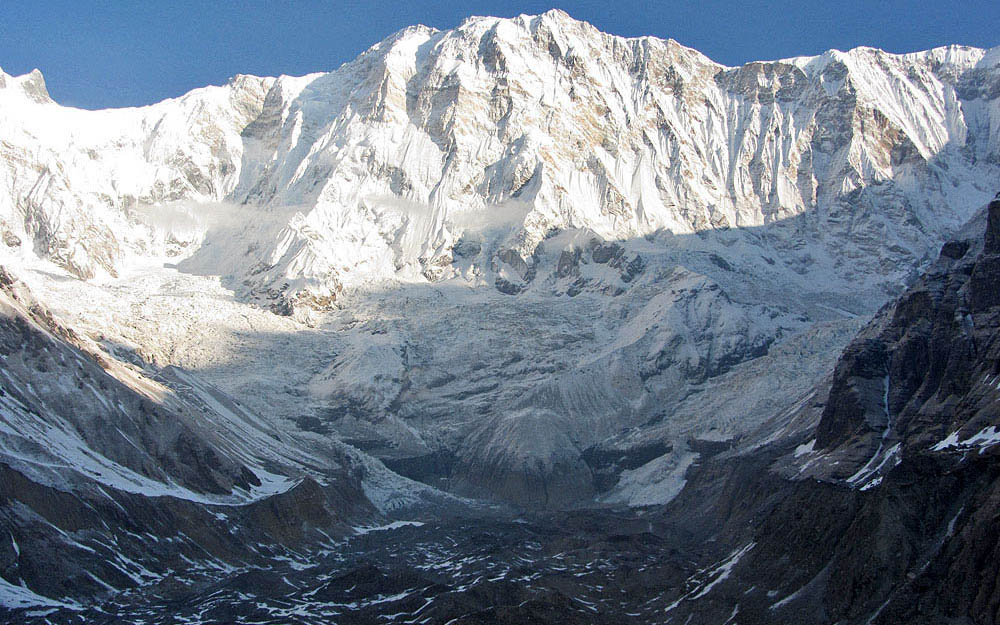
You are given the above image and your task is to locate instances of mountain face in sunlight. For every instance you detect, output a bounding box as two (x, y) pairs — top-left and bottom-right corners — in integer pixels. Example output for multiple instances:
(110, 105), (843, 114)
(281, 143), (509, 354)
(0, 10), (999, 624)
(2, 10), (998, 306)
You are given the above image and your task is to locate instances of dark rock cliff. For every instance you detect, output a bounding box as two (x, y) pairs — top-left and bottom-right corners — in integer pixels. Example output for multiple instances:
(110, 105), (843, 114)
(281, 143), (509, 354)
(657, 197), (1000, 624)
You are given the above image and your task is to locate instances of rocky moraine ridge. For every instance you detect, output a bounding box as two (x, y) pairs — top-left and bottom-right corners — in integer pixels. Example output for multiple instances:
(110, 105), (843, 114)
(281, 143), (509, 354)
(0, 9), (998, 623)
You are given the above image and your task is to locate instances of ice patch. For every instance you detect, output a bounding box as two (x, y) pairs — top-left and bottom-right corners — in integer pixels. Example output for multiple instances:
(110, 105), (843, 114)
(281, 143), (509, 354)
(770, 584), (805, 610)
(932, 430), (962, 451)
(848, 443), (901, 488)
(601, 450), (699, 507)
(664, 543), (755, 613)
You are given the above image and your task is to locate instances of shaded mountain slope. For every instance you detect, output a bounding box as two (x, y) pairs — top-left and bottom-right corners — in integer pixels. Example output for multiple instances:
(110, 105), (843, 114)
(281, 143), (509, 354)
(654, 195), (1000, 624)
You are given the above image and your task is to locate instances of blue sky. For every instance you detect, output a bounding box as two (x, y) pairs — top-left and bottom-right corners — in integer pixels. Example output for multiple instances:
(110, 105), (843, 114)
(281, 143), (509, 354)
(1, 1), (998, 109)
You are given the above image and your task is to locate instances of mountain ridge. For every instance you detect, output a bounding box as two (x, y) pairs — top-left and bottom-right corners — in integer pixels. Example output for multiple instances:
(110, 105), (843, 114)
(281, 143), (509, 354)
(2, 11), (998, 305)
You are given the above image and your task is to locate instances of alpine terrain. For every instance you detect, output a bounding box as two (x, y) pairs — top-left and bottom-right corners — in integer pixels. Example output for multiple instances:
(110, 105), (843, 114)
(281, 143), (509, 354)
(0, 9), (998, 624)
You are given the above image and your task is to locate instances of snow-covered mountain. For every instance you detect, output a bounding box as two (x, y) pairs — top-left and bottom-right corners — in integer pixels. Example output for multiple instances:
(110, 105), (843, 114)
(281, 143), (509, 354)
(0, 4), (998, 552)
(3, 10), (999, 303)
(2, 8), (1000, 620)
(1, 11), (998, 512)
(2, 10), (1000, 509)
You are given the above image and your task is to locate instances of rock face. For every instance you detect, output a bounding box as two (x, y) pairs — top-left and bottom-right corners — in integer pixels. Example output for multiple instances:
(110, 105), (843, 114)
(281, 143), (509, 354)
(647, 196), (1000, 624)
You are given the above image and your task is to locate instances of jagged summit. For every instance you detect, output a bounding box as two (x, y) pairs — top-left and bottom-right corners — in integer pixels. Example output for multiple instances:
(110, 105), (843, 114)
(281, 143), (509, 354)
(5, 10), (994, 306)
(0, 67), (52, 103)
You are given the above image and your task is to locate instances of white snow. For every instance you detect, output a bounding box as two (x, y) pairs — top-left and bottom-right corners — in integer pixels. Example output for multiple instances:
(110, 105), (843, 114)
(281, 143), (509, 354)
(0, 13), (995, 307)
(794, 439), (816, 458)
(849, 443), (901, 488)
(932, 426), (1000, 452)
(0, 11), (996, 515)
(352, 520), (425, 535)
(664, 543), (755, 613)
(932, 431), (963, 451)
(0, 576), (78, 610)
(602, 450), (699, 507)
(770, 584), (805, 610)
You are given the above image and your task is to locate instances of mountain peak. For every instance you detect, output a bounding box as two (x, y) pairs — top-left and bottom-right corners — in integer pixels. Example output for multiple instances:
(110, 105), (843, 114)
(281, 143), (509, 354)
(528, 7), (583, 28)
(540, 7), (572, 20)
(0, 67), (52, 104)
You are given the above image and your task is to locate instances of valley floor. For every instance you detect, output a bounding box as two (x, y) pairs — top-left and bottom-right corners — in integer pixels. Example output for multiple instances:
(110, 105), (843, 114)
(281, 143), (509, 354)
(5, 507), (703, 625)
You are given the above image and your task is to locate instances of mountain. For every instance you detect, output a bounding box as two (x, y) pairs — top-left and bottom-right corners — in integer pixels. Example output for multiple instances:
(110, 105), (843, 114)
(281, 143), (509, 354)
(0, 10), (998, 619)
(3, 11), (998, 302)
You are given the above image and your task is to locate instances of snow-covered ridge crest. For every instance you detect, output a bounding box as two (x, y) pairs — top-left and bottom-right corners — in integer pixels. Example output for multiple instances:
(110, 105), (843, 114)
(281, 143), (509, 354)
(0, 66), (52, 103)
(0, 67), (275, 279)
(1, 13), (999, 306)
